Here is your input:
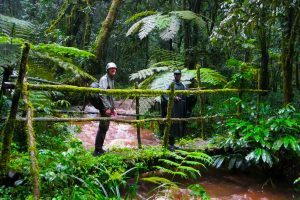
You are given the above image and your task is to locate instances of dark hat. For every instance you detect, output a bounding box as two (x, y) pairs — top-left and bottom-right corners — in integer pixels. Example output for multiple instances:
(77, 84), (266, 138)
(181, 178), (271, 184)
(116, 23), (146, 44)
(174, 70), (181, 75)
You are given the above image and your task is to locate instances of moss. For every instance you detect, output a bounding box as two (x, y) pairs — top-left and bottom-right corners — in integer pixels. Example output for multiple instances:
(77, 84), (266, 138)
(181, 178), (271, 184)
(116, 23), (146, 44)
(23, 83), (40, 199)
(27, 83), (267, 97)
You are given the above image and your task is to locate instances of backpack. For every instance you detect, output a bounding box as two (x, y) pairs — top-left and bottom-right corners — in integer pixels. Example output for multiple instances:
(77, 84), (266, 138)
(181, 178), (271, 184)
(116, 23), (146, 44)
(88, 82), (105, 110)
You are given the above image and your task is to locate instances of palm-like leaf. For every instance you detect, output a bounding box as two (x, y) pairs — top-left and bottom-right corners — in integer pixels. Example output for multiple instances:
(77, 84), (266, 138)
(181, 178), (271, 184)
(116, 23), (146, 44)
(126, 11), (205, 40)
(0, 35), (96, 83)
(159, 15), (181, 41)
(0, 14), (35, 39)
(33, 51), (96, 82)
(34, 43), (95, 58)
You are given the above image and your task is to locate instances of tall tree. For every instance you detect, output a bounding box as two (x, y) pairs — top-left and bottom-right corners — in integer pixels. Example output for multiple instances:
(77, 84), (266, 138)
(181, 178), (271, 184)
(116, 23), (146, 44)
(281, 2), (300, 104)
(93, 0), (122, 64)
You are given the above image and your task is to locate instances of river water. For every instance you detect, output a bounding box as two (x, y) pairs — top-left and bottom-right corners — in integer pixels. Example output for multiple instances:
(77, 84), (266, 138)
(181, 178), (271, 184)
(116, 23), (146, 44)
(76, 103), (299, 200)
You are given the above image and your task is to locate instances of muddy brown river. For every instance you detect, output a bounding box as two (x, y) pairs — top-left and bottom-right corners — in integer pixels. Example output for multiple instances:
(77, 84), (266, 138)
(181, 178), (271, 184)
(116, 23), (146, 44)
(76, 103), (299, 200)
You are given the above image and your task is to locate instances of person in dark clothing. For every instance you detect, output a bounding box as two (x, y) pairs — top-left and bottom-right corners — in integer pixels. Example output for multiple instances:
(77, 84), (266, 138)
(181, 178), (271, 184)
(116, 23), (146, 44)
(162, 70), (187, 150)
(93, 62), (117, 156)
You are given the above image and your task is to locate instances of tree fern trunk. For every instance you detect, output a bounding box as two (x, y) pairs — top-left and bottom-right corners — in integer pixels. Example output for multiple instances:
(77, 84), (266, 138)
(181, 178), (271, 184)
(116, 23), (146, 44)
(94, 0), (122, 64)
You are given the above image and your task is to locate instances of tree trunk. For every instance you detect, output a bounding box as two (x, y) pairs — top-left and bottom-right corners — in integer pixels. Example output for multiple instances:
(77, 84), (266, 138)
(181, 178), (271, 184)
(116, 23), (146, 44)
(93, 0), (122, 64)
(258, 7), (269, 91)
(65, 1), (84, 47)
(282, 6), (299, 105)
(82, 1), (93, 49)
(296, 52), (300, 90)
(183, 0), (201, 70)
(0, 68), (12, 113)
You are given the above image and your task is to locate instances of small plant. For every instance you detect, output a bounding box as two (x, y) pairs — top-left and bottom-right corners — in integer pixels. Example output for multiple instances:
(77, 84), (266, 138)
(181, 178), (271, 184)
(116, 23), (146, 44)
(211, 105), (300, 170)
(141, 149), (212, 199)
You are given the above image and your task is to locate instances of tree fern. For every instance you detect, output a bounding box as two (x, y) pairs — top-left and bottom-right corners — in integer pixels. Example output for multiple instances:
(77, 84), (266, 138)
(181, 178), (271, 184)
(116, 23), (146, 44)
(0, 14), (35, 39)
(33, 51), (96, 82)
(126, 11), (205, 40)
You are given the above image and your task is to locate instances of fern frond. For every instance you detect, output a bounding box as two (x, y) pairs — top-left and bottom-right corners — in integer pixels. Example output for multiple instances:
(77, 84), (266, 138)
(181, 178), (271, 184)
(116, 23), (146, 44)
(150, 48), (183, 62)
(170, 11), (205, 27)
(126, 20), (143, 37)
(34, 52), (96, 82)
(159, 15), (180, 40)
(34, 43), (95, 58)
(129, 66), (168, 81)
(138, 97), (155, 114)
(182, 160), (203, 166)
(178, 166), (201, 177)
(0, 14), (35, 39)
(155, 166), (187, 178)
(141, 177), (177, 186)
(127, 10), (204, 40)
(156, 15), (172, 30)
(125, 11), (158, 24)
(187, 152), (213, 165)
(198, 68), (227, 86)
(158, 159), (181, 167)
(138, 14), (160, 39)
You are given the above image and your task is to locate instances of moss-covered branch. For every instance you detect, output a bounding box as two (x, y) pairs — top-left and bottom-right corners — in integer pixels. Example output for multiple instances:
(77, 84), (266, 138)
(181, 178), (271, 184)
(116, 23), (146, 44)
(27, 83), (268, 96)
(10, 114), (241, 123)
(22, 80), (40, 200)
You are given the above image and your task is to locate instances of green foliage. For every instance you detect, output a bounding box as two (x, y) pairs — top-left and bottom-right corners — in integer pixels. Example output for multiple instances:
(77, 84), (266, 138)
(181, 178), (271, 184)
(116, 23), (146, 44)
(126, 11), (205, 40)
(125, 11), (158, 24)
(224, 58), (259, 88)
(34, 43), (95, 58)
(32, 51), (96, 82)
(141, 150), (212, 198)
(211, 105), (300, 170)
(130, 48), (226, 91)
(188, 184), (210, 200)
(0, 14), (35, 39)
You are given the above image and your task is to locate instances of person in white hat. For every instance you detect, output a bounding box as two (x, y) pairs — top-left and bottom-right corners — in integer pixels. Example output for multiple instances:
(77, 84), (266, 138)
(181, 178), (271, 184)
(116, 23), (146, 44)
(94, 62), (117, 156)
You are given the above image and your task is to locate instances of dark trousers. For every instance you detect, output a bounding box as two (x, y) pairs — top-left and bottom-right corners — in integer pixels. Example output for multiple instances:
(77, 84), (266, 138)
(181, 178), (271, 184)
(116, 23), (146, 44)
(95, 110), (110, 151)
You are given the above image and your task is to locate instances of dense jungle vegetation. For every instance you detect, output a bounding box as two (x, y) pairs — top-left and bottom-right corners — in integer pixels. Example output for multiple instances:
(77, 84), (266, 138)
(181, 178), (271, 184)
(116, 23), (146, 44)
(0, 0), (300, 199)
